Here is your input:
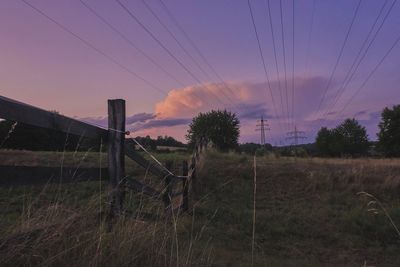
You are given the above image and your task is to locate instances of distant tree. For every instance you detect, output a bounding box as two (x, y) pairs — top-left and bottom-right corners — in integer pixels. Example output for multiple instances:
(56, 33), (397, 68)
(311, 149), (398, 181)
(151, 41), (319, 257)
(239, 142), (272, 155)
(315, 118), (369, 157)
(334, 118), (370, 156)
(315, 127), (333, 156)
(377, 105), (400, 157)
(133, 135), (186, 150)
(156, 135), (185, 147)
(186, 110), (240, 151)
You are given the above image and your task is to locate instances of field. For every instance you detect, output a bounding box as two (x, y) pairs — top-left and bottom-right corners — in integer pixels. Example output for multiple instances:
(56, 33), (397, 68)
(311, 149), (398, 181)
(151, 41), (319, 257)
(1, 149), (400, 266)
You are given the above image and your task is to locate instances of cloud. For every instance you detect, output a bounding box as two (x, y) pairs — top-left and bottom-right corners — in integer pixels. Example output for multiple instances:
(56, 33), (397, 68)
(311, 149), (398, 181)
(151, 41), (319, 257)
(235, 102), (274, 120)
(80, 112), (156, 128)
(79, 75), (362, 143)
(126, 113), (156, 125)
(130, 118), (191, 131)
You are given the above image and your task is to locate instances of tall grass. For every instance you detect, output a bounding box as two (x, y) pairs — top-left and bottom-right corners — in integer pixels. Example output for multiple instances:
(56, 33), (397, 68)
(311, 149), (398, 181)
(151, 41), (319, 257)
(0, 132), (211, 266)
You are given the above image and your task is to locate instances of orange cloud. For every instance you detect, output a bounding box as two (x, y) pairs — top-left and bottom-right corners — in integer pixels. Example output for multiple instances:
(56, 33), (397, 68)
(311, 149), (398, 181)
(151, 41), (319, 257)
(154, 82), (254, 118)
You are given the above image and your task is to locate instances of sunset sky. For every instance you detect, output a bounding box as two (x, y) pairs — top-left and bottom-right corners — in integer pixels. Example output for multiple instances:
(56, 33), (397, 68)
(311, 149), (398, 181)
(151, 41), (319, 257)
(1, 0), (400, 145)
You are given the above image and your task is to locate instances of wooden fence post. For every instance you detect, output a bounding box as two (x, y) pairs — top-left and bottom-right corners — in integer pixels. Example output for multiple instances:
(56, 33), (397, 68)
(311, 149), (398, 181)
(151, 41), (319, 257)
(182, 160), (189, 212)
(190, 154), (196, 194)
(163, 160), (173, 216)
(108, 99), (126, 220)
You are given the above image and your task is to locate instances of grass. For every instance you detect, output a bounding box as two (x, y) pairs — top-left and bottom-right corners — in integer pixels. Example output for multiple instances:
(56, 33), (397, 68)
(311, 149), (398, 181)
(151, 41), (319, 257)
(1, 149), (400, 266)
(0, 148), (210, 266)
(190, 151), (400, 266)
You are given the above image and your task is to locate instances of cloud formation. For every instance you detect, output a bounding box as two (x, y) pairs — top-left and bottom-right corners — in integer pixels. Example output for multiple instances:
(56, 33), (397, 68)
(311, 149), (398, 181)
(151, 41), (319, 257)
(79, 75), (387, 144)
(80, 112), (156, 128)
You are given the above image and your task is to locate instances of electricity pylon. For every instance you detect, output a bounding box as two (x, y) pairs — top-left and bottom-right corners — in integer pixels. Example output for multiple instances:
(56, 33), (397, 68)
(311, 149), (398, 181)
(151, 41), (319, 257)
(255, 116), (270, 145)
(286, 125), (307, 146)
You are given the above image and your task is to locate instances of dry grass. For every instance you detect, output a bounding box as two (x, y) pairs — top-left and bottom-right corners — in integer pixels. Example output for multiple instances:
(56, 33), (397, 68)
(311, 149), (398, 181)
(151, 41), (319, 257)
(0, 148), (211, 267)
(0, 182), (215, 267)
(2, 149), (400, 266)
(192, 151), (400, 266)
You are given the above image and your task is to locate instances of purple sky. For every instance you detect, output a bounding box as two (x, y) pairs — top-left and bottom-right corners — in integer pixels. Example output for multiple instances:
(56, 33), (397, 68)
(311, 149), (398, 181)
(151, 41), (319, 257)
(1, 0), (400, 145)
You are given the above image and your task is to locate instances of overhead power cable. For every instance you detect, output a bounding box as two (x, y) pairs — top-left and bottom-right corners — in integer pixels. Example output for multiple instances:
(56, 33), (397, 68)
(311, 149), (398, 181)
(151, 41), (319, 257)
(324, 0), (397, 119)
(247, 0), (281, 132)
(141, 0), (236, 107)
(291, 0), (295, 129)
(315, 0), (362, 115)
(266, 0), (285, 127)
(279, 0), (290, 130)
(304, 0), (316, 78)
(20, 0), (166, 96)
(79, 0), (185, 88)
(158, 0), (242, 106)
(115, 0), (228, 108)
(338, 31), (400, 117)
(21, 0), (218, 112)
(80, 0), (219, 110)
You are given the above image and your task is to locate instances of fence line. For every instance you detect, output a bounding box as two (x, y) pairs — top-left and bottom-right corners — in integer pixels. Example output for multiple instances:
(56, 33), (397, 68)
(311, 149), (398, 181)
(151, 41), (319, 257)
(0, 95), (207, 221)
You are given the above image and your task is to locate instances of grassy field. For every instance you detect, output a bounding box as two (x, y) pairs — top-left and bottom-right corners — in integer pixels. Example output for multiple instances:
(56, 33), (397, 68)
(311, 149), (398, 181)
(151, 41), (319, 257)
(193, 152), (400, 266)
(1, 149), (400, 266)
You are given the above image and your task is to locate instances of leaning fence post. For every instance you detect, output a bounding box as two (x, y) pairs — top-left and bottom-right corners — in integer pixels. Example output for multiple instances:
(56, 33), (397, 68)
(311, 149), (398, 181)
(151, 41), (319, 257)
(163, 160), (173, 216)
(107, 99), (126, 220)
(182, 160), (189, 212)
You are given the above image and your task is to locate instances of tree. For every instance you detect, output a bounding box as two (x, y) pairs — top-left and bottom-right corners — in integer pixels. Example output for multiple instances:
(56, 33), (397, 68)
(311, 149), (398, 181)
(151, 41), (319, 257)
(377, 105), (400, 157)
(315, 127), (333, 156)
(186, 110), (240, 151)
(315, 118), (369, 157)
(334, 118), (370, 156)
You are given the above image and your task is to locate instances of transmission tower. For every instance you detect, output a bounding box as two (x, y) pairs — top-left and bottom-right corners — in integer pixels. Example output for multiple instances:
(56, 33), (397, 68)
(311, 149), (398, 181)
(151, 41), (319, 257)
(255, 116), (270, 145)
(286, 125), (307, 146)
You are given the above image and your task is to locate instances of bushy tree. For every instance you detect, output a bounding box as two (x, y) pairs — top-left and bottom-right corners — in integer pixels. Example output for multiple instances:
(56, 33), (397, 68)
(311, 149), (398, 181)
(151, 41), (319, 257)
(186, 110), (240, 151)
(315, 118), (369, 157)
(315, 127), (333, 156)
(377, 105), (400, 157)
(334, 118), (370, 156)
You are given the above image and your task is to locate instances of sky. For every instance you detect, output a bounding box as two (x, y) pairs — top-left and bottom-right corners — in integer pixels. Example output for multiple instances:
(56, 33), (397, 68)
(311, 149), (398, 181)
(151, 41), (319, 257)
(1, 0), (400, 145)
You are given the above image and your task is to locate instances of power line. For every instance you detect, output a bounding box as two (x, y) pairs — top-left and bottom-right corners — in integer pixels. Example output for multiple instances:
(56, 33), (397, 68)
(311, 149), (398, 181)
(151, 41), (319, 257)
(247, 0), (281, 132)
(19, 0), (165, 96)
(265, 0), (285, 128)
(79, 0), (185, 88)
(141, 1), (210, 82)
(279, 0), (290, 130)
(158, 0), (239, 103)
(304, 0), (316, 78)
(115, 0), (228, 108)
(21, 0), (217, 113)
(315, 0), (362, 116)
(324, 0), (397, 120)
(141, 0), (237, 107)
(291, 0), (295, 130)
(338, 31), (400, 117)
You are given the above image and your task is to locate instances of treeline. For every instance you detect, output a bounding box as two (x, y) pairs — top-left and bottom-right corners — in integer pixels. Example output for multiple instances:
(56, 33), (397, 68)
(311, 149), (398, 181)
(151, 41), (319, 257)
(316, 105), (400, 157)
(240, 105), (400, 158)
(133, 135), (186, 150)
(239, 143), (272, 155)
(0, 120), (185, 151)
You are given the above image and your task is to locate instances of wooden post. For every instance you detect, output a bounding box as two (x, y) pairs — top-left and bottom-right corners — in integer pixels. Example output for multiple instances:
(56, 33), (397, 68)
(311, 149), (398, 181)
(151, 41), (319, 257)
(163, 160), (173, 216)
(182, 160), (189, 212)
(108, 99), (126, 219)
(190, 155), (196, 194)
